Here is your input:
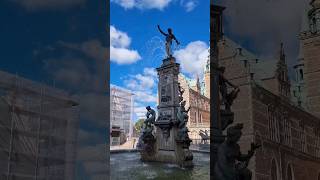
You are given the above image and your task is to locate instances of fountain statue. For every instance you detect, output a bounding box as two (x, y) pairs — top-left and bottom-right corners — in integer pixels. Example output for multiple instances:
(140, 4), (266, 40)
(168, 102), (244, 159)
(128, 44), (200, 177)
(214, 123), (260, 180)
(213, 66), (260, 180)
(139, 25), (193, 168)
(157, 25), (180, 58)
(138, 106), (156, 155)
(144, 106), (156, 128)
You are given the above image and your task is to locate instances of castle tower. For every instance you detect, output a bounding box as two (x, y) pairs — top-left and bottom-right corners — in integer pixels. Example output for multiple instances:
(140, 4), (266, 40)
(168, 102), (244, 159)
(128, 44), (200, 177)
(292, 42), (306, 107)
(299, 0), (320, 117)
(194, 75), (201, 93)
(276, 43), (291, 99)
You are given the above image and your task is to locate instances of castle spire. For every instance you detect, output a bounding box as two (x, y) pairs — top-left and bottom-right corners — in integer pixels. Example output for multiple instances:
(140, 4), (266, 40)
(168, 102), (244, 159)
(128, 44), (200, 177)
(280, 42), (285, 62)
(309, 0), (320, 33)
(196, 74), (201, 93)
(276, 43), (291, 99)
(301, 1), (311, 33)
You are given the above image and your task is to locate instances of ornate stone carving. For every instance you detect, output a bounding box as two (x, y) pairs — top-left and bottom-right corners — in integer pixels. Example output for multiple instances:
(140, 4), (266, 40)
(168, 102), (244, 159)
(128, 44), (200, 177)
(175, 83), (192, 149)
(214, 123), (260, 180)
(218, 66), (240, 111)
(139, 106), (156, 155)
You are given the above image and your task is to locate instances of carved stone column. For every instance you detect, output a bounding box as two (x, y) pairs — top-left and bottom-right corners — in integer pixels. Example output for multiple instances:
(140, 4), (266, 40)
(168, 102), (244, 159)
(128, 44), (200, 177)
(140, 56), (193, 168)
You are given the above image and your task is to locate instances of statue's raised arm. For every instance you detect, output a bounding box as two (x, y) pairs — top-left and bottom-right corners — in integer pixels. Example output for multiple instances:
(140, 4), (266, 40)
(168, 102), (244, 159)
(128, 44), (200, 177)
(157, 25), (168, 36)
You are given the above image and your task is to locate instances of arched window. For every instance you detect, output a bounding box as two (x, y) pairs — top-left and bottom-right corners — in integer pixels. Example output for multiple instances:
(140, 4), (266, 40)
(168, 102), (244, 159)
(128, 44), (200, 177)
(271, 159), (278, 180)
(286, 164), (294, 180)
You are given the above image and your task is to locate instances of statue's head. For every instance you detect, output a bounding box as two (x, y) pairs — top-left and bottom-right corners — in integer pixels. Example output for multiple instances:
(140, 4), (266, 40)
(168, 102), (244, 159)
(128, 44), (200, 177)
(227, 123), (243, 143)
(168, 28), (172, 34)
(146, 106), (151, 111)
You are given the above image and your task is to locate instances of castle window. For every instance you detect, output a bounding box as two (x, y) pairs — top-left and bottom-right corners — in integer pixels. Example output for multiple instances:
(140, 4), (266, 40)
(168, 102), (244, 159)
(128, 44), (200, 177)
(286, 164), (294, 180)
(299, 69), (303, 80)
(268, 105), (280, 143)
(282, 115), (292, 147)
(301, 127), (307, 153)
(271, 159), (279, 180)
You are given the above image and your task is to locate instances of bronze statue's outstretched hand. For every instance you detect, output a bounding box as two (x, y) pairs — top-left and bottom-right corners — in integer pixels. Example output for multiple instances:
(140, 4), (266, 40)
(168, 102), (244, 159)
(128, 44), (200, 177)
(157, 25), (167, 36)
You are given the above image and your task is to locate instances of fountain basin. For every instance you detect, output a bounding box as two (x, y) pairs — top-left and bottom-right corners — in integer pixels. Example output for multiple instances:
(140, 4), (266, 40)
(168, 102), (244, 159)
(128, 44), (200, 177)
(110, 150), (209, 180)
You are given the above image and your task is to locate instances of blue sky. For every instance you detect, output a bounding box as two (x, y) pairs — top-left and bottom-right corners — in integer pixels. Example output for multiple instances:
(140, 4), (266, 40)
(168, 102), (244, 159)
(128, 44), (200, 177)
(216, 0), (307, 73)
(110, 0), (210, 121)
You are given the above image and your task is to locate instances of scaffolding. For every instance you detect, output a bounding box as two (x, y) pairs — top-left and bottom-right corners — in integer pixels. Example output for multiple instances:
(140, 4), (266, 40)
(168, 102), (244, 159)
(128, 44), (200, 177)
(110, 85), (134, 145)
(0, 71), (79, 180)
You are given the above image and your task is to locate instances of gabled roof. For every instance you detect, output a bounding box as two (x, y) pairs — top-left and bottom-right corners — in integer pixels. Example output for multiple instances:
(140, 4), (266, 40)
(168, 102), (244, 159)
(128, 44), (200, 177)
(220, 37), (278, 81)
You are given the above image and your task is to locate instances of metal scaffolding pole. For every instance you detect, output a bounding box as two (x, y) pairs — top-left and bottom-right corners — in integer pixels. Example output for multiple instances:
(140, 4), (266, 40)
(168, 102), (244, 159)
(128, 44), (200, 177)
(0, 70), (79, 180)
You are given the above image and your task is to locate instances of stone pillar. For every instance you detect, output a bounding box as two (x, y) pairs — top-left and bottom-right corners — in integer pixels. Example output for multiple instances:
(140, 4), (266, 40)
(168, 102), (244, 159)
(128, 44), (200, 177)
(140, 56), (193, 168)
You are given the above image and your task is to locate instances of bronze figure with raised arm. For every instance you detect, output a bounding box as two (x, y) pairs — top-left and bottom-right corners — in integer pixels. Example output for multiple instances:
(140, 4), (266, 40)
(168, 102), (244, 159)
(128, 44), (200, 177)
(157, 25), (180, 58)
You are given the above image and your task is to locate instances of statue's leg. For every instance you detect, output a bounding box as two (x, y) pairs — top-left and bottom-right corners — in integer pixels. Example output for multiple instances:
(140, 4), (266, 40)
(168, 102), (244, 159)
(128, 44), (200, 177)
(166, 43), (170, 57)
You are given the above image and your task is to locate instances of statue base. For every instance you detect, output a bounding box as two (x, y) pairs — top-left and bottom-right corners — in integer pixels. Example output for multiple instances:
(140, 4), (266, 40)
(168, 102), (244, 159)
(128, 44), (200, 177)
(140, 57), (193, 168)
(140, 126), (193, 168)
(161, 56), (176, 66)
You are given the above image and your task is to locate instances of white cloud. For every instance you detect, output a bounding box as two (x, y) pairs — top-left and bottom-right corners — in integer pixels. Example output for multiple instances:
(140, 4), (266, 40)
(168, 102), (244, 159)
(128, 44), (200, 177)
(110, 26), (141, 64)
(143, 67), (157, 78)
(11, 0), (86, 10)
(134, 106), (147, 119)
(174, 41), (209, 78)
(124, 67), (157, 91)
(132, 90), (157, 119)
(58, 39), (108, 62)
(135, 74), (155, 89)
(133, 90), (157, 103)
(121, 67), (158, 119)
(181, 0), (198, 12)
(110, 46), (141, 64)
(111, 0), (172, 10)
(110, 26), (131, 48)
(134, 104), (158, 119)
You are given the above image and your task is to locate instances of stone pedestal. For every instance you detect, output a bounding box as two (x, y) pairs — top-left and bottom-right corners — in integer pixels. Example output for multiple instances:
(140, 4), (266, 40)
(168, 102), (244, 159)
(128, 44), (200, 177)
(140, 56), (193, 168)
